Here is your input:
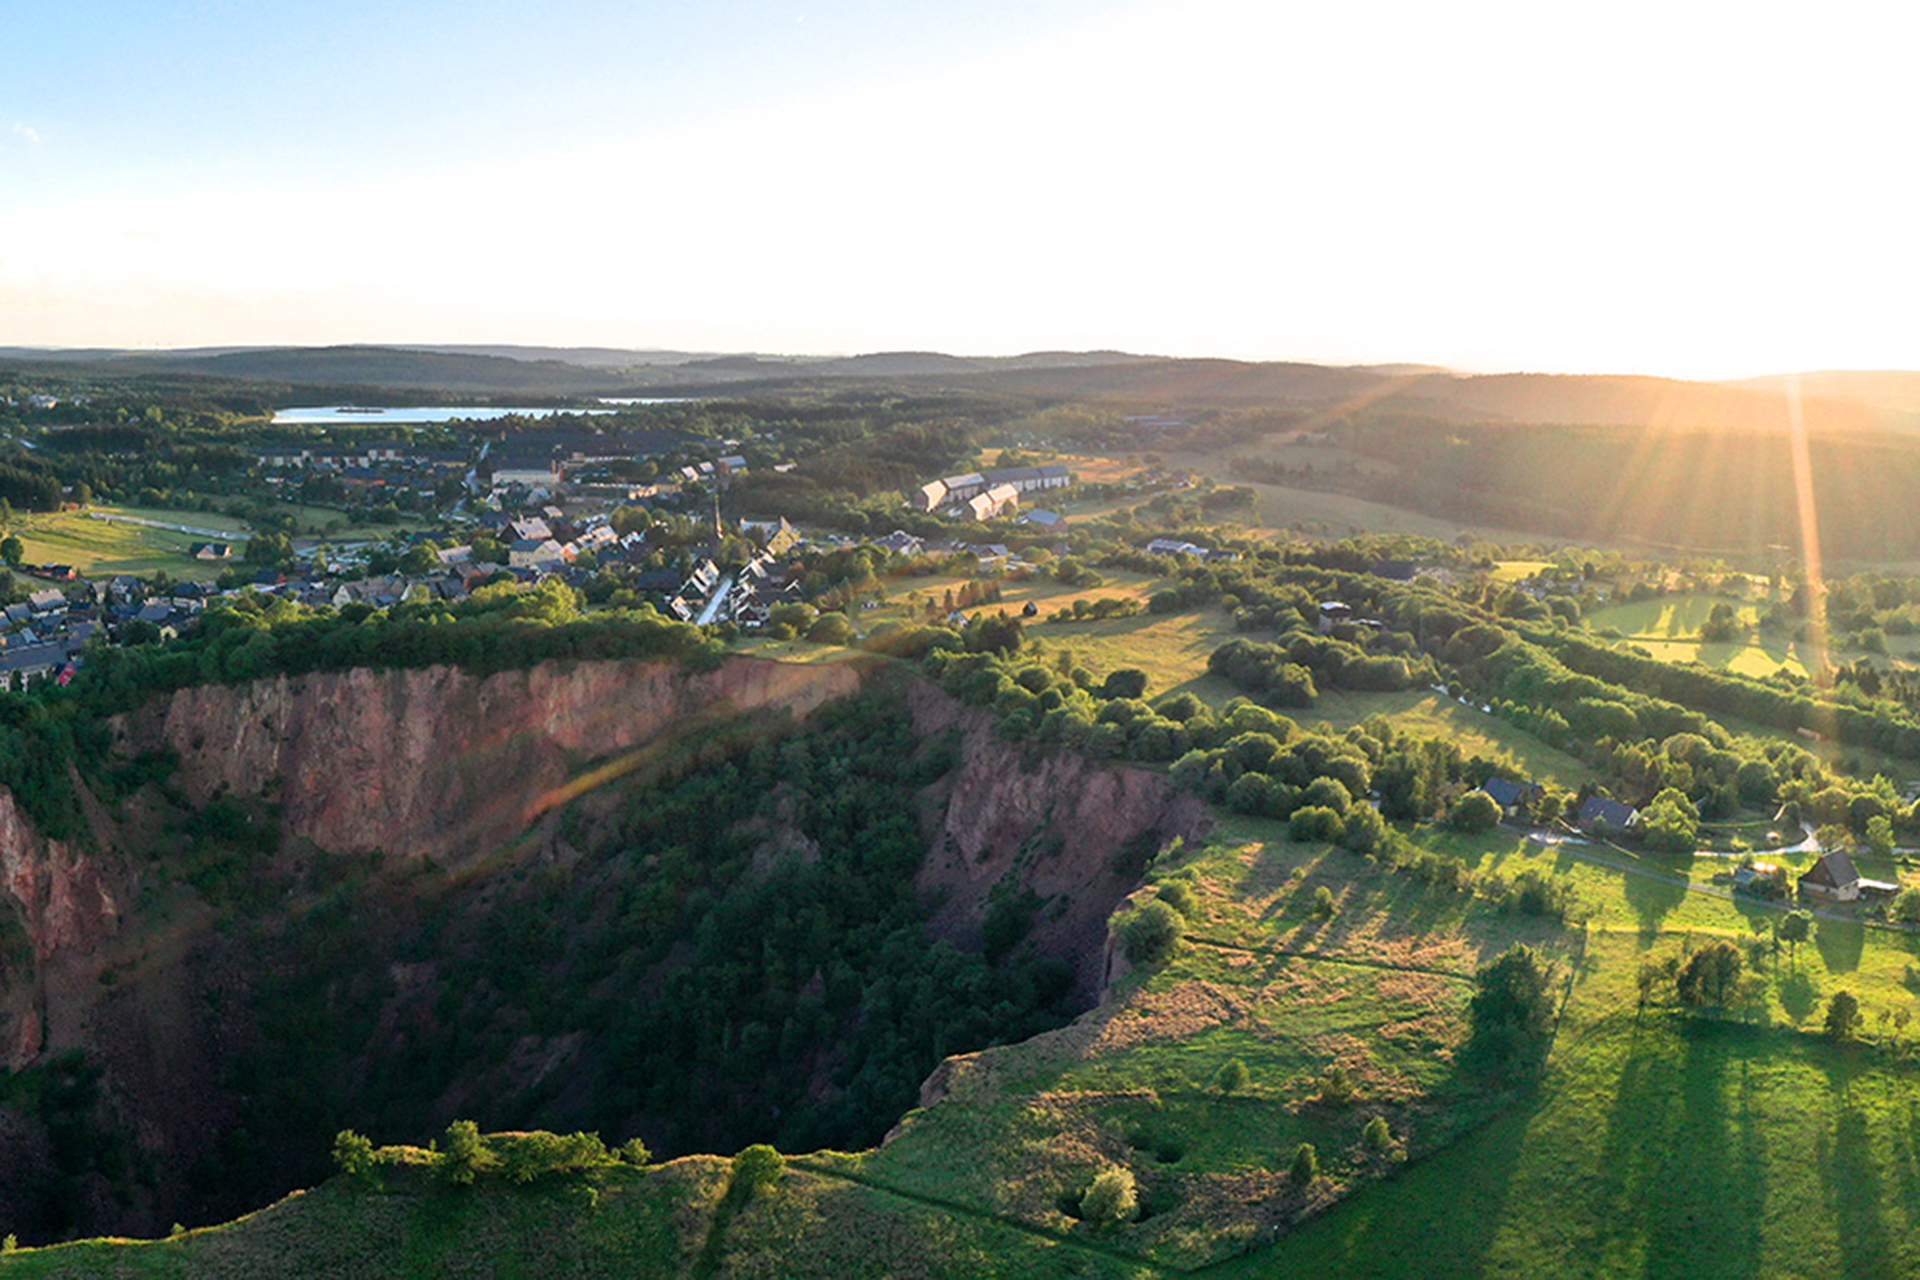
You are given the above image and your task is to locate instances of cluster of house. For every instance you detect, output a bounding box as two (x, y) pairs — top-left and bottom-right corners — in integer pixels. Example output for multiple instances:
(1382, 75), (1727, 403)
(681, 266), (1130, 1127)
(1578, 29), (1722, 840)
(910, 465), (1071, 522)
(663, 520), (803, 625)
(483, 510), (625, 570)
(256, 427), (721, 504)
(255, 440), (470, 494)
(0, 576), (210, 684)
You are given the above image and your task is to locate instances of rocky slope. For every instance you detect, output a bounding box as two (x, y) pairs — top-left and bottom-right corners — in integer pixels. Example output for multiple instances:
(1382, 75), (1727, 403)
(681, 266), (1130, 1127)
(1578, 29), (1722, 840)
(909, 682), (1207, 1002)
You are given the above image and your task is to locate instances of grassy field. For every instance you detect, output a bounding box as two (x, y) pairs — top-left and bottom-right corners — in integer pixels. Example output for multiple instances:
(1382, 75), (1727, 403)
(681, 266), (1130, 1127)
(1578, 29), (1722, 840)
(1306, 690), (1595, 790)
(1227, 927), (1920, 1278)
(813, 819), (1578, 1271)
(9, 506), (253, 579)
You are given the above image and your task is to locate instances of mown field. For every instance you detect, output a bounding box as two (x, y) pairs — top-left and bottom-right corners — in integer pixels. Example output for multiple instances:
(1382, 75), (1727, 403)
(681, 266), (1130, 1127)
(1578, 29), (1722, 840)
(9, 506), (253, 579)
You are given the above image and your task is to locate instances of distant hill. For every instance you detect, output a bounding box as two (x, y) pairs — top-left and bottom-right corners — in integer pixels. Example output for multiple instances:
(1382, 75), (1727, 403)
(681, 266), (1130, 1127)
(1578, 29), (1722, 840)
(6, 344), (1917, 434)
(1725, 370), (1920, 420)
(1427, 371), (1880, 435)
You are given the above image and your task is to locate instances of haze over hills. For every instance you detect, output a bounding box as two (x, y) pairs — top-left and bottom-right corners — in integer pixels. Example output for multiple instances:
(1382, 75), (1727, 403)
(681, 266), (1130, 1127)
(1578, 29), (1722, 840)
(1725, 370), (1920, 420)
(4, 343), (1917, 436)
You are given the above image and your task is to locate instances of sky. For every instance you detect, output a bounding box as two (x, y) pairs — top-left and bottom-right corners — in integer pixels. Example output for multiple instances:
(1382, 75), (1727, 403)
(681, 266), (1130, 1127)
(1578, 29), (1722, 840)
(3, 0), (1917, 377)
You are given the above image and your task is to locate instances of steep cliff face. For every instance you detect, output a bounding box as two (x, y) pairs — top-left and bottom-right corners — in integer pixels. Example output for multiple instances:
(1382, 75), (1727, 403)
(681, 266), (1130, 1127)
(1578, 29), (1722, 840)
(910, 683), (1208, 1002)
(116, 656), (867, 865)
(0, 791), (121, 1062)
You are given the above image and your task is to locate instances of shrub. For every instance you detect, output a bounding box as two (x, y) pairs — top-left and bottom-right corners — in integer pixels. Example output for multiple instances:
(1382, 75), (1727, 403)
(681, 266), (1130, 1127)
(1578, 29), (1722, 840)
(805, 612), (855, 645)
(1449, 789), (1503, 832)
(1101, 668), (1149, 700)
(1290, 805), (1346, 845)
(1362, 1115), (1392, 1152)
(730, 1144), (785, 1200)
(1117, 899), (1185, 964)
(1216, 1057), (1250, 1096)
(1312, 885), (1336, 918)
(436, 1120), (499, 1186)
(494, 1131), (615, 1184)
(1467, 944), (1557, 1078)
(1289, 1142), (1319, 1186)
(332, 1129), (375, 1179)
(1080, 1166), (1138, 1225)
(1156, 880), (1197, 917)
(1319, 1062), (1355, 1105)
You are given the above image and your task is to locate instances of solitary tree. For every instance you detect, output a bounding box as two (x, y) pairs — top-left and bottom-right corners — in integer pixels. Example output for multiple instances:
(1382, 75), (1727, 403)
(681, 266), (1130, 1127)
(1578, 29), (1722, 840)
(1215, 1057), (1250, 1097)
(1467, 944), (1558, 1077)
(1778, 911), (1812, 963)
(0, 536), (21, 569)
(1677, 941), (1745, 1012)
(1825, 990), (1864, 1042)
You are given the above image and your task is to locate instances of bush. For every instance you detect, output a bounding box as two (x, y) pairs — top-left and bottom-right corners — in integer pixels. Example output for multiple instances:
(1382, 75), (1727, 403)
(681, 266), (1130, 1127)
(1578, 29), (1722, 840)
(1449, 789), (1503, 832)
(1290, 805), (1346, 844)
(1156, 880), (1197, 917)
(730, 1144), (785, 1200)
(1216, 1057), (1250, 1096)
(805, 612), (855, 645)
(436, 1120), (499, 1186)
(1289, 1142), (1319, 1186)
(1676, 940), (1744, 1010)
(1362, 1115), (1392, 1152)
(1101, 668), (1149, 700)
(1080, 1166), (1138, 1225)
(1341, 803), (1386, 854)
(1117, 899), (1185, 964)
(1467, 944), (1557, 1078)
(333, 1129), (375, 1179)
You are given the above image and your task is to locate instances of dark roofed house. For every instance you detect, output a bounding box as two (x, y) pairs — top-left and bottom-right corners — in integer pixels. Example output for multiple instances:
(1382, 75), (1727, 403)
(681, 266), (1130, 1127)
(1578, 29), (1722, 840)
(190, 542), (233, 561)
(1576, 795), (1640, 835)
(1481, 777), (1543, 819)
(1799, 850), (1862, 903)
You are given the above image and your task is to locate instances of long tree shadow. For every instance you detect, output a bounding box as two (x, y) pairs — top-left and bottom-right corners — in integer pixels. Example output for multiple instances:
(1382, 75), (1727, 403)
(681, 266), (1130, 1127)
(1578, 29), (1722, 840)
(1587, 1018), (1768, 1278)
(1814, 916), (1866, 974)
(1777, 967), (1822, 1026)
(1823, 1104), (1895, 1278)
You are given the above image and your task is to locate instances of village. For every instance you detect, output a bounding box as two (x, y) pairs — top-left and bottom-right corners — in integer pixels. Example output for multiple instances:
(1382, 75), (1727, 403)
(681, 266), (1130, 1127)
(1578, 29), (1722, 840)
(0, 420), (1126, 690)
